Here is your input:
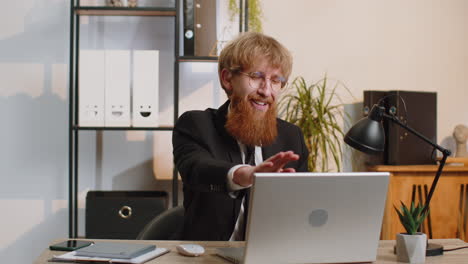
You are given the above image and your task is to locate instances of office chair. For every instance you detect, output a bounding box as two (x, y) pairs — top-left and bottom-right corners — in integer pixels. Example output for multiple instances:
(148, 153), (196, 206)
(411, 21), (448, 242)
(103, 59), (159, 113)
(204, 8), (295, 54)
(136, 205), (184, 240)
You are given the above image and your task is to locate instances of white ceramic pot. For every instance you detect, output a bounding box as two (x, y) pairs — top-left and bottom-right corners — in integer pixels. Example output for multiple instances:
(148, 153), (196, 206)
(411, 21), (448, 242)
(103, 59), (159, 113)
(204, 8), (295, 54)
(395, 232), (427, 263)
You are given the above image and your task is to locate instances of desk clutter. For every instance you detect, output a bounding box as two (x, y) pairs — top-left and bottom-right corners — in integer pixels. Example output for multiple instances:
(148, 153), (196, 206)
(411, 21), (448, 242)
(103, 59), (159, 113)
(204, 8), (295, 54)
(50, 241), (169, 264)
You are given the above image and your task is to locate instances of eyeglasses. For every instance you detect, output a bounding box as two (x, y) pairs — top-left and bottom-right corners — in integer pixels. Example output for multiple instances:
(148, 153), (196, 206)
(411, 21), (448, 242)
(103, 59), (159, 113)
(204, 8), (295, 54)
(238, 71), (287, 90)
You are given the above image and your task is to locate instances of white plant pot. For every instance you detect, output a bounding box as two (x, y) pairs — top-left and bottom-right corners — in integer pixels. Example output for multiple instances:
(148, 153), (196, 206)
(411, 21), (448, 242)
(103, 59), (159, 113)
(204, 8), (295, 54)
(396, 232), (427, 263)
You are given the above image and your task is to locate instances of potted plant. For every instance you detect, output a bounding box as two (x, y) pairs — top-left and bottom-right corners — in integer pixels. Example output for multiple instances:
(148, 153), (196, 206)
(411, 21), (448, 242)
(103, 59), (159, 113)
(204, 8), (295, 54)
(279, 75), (350, 172)
(394, 201), (429, 263)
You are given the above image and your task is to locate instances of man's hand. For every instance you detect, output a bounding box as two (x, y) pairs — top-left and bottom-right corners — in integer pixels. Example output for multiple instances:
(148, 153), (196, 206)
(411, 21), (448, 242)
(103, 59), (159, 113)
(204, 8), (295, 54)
(233, 151), (299, 187)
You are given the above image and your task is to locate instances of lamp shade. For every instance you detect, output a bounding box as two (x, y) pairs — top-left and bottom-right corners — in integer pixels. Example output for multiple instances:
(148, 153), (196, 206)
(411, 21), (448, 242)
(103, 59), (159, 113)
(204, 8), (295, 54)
(344, 118), (385, 154)
(344, 105), (387, 155)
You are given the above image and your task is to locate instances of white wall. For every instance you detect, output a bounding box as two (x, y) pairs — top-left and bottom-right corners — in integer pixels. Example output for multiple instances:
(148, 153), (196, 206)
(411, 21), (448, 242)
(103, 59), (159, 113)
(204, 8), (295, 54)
(263, 0), (468, 157)
(0, 1), (69, 263)
(1, 0), (468, 263)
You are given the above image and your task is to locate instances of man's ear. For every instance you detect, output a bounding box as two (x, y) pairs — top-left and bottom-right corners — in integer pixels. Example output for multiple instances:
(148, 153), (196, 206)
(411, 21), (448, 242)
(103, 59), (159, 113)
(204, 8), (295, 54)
(220, 68), (234, 95)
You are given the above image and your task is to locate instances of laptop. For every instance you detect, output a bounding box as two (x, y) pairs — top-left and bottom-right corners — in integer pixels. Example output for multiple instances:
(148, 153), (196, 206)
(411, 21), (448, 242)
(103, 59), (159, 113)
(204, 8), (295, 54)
(216, 172), (390, 264)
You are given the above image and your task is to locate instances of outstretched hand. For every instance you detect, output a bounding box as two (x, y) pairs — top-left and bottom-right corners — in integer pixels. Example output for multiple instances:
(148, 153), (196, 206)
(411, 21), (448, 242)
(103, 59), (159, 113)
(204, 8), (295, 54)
(233, 151), (299, 187)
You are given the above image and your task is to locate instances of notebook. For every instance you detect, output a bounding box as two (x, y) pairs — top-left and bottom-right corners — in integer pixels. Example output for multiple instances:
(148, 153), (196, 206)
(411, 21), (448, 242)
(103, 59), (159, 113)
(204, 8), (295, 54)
(216, 172), (390, 264)
(75, 241), (155, 259)
(51, 246), (169, 264)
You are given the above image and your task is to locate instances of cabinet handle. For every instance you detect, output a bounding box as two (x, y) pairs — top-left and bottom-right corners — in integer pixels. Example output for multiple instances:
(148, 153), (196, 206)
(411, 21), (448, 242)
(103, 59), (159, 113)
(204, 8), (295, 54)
(118, 205), (132, 219)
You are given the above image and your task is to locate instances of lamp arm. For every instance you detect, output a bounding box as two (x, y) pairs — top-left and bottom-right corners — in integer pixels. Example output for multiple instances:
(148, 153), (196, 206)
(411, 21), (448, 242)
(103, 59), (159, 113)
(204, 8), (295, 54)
(383, 113), (451, 215)
(421, 154), (448, 215)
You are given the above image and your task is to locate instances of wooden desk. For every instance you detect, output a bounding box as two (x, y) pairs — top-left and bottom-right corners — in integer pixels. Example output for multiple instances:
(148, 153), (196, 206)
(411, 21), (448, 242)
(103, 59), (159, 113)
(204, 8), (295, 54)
(369, 165), (468, 241)
(35, 239), (467, 264)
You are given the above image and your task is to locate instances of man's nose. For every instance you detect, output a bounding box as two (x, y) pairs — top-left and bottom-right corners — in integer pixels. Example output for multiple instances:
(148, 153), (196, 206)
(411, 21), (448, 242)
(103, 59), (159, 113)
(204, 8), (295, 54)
(257, 79), (273, 97)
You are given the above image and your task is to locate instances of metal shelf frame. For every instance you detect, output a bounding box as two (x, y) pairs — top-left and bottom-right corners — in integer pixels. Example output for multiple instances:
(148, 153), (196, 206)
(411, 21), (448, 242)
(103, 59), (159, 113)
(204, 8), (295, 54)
(75, 6), (176, 16)
(68, 0), (180, 238)
(178, 56), (218, 62)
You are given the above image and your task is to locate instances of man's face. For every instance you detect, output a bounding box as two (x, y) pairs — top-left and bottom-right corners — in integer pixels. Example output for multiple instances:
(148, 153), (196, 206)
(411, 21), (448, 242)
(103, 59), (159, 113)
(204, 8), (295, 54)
(222, 57), (284, 147)
(224, 57), (283, 112)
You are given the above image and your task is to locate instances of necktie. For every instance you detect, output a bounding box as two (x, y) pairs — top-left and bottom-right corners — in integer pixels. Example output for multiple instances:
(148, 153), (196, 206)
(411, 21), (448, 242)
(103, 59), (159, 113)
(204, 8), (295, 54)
(245, 145), (255, 166)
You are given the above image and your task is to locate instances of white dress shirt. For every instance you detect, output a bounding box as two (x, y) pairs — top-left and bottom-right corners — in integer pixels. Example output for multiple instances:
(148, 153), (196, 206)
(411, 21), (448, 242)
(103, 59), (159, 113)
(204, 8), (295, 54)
(227, 143), (262, 241)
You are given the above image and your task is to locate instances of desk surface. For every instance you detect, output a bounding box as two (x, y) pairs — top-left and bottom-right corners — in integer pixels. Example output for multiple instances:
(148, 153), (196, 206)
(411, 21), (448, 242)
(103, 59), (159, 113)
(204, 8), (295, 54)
(369, 164), (468, 172)
(35, 239), (468, 264)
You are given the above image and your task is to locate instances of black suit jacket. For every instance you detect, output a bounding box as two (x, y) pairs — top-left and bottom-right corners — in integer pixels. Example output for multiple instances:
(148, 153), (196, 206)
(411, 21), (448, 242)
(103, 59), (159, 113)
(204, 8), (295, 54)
(172, 100), (309, 240)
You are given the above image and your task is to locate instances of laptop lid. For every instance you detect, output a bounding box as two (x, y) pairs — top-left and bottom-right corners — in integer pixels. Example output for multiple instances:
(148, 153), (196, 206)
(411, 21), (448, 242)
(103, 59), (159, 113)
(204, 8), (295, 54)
(242, 172), (390, 264)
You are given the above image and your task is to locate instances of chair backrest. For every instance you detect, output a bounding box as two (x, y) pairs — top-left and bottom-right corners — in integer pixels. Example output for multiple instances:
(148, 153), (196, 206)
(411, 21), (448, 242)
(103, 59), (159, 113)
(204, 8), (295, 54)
(136, 205), (184, 240)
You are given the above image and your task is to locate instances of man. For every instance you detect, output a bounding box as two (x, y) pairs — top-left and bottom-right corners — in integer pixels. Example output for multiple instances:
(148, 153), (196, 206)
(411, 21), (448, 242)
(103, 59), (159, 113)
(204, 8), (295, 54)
(172, 32), (309, 241)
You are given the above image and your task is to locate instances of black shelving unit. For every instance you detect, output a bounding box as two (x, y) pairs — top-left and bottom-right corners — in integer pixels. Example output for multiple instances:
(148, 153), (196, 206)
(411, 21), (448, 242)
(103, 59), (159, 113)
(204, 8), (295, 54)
(68, 1), (191, 239)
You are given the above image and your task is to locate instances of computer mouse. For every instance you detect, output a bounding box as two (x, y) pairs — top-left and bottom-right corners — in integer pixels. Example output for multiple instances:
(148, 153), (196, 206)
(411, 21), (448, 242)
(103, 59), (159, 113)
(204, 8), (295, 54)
(176, 244), (205, 257)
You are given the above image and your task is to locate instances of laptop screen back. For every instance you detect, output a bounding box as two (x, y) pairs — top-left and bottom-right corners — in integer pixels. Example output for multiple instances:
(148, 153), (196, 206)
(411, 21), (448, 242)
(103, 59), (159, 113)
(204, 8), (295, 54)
(243, 172), (389, 264)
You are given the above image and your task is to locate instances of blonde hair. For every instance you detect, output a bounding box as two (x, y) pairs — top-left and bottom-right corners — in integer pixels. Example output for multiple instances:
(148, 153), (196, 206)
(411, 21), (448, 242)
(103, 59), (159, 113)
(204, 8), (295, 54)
(218, 32), (293, 94)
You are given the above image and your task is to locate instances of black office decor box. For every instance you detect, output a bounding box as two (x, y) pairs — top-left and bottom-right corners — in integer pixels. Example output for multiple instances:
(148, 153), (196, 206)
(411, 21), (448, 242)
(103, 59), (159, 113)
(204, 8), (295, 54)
(363, 90), (437, 165)
(86, 191), (168, 239)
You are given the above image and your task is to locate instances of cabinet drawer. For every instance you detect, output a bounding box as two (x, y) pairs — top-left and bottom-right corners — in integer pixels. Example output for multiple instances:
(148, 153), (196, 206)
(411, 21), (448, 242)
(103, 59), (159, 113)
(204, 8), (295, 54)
(86, 191), (168, 239)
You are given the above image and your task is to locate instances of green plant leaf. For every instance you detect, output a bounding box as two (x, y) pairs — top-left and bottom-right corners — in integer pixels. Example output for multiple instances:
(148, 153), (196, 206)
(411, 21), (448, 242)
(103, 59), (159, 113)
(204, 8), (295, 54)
(279, 75), (351, 172)
(394, 205), (412, 234)
(394, 201), (430, 235)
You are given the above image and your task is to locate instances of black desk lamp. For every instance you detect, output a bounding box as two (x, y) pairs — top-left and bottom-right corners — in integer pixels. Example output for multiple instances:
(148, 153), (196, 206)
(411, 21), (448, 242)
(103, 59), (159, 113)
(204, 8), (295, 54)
(344, 104), (451, 256)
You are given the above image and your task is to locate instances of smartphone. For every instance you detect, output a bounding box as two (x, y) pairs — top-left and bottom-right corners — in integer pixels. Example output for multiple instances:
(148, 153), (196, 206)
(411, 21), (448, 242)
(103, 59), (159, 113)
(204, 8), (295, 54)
(49, 240), (93, 251)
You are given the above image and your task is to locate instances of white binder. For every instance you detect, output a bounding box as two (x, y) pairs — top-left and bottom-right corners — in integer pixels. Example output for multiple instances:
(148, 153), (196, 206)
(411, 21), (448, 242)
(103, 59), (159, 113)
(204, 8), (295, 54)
(78, 50), (105, 127)
(104, 50), (131, 127)
(132, 50), (159, 127)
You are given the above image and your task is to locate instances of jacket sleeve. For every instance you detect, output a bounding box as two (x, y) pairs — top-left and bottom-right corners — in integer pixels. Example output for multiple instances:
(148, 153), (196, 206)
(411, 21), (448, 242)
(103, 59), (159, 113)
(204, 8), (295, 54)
(295, 125), (310, 172)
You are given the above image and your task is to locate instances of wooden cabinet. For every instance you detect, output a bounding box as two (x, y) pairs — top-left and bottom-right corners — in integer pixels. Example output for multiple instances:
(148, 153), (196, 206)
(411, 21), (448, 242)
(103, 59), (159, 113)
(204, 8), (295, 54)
(368, 165), (468, 241)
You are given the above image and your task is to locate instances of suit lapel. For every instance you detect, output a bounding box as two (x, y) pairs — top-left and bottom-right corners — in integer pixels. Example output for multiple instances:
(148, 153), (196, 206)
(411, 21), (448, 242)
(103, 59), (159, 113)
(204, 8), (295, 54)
(215, 100), (242, 164)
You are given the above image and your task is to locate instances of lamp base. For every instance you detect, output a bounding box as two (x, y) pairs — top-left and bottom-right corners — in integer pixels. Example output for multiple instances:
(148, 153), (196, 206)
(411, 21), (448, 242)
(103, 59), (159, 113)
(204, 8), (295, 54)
(426, 243), (443, 256)
(393, 243), (443, 256)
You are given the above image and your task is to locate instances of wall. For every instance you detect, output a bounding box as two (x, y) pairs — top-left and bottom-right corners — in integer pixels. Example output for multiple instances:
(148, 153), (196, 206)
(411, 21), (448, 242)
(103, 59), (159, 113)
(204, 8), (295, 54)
(263, 0), (468, 161)
(0, 1), (70, 263)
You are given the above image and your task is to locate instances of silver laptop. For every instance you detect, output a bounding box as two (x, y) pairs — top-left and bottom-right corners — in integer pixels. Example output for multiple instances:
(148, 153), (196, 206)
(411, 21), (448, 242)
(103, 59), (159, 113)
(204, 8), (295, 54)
(217, 172), (390, 264)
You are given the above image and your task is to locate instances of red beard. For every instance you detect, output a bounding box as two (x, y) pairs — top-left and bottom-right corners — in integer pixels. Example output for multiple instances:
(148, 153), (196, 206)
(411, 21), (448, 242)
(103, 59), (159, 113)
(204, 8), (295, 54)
(225, 94), (278, 147)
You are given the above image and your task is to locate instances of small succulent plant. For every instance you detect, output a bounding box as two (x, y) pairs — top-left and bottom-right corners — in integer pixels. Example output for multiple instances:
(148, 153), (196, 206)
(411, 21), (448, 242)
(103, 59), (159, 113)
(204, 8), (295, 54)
(394, 201), (429, 235)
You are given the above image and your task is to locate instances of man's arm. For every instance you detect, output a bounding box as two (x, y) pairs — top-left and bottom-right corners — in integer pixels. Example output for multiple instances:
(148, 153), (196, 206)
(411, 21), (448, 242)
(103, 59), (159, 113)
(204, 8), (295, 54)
(233, 124), (309, 186)
(232, 151), (300, 186)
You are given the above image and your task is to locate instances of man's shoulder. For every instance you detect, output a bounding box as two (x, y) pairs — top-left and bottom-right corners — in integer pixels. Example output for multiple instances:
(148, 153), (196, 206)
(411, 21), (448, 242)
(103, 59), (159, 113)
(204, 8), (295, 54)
(176, 108), (220, 131)
(178, 101), (229, 123)
(179, 108), (217, 120)
(276, 118), (301, 131)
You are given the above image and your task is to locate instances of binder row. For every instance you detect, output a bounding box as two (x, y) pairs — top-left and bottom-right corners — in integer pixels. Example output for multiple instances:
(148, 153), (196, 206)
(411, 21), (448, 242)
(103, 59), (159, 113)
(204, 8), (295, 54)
(79, 49), (159, 127)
